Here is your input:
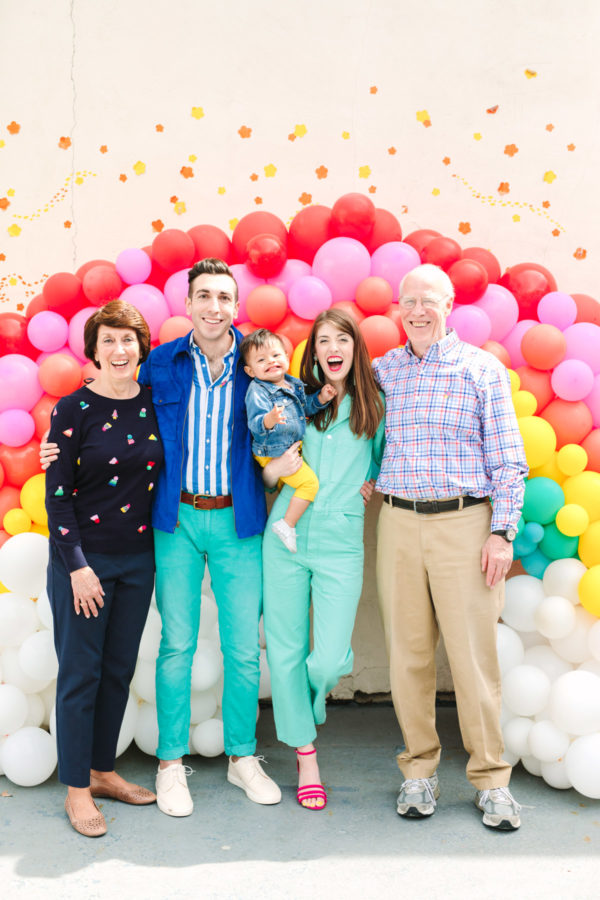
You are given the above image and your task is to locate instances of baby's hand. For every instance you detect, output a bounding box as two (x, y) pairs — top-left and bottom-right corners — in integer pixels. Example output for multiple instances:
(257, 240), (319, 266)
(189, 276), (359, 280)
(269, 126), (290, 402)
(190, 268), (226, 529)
(264, 403), (287, 430)
(319, 384), (337, 404)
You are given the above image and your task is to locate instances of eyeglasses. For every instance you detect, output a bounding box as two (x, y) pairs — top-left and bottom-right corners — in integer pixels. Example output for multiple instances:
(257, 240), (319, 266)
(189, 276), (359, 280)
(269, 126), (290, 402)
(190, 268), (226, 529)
(398, 294), (451, 310)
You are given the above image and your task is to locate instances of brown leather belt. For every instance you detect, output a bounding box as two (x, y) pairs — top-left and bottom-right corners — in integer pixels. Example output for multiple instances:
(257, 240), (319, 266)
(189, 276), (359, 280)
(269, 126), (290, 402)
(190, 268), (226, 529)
(180, 491), (232, 510)
(383, 494), (488, 514)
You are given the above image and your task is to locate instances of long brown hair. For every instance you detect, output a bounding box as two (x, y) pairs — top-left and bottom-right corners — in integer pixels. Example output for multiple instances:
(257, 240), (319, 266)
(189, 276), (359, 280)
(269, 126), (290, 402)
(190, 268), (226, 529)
(300, 309), (384, 439)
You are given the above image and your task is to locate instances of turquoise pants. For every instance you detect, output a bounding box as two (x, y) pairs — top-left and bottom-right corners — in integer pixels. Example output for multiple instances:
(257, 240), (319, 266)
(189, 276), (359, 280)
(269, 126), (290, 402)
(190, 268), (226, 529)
(154, 504), (262, 759)
(262, 508), (365, 747)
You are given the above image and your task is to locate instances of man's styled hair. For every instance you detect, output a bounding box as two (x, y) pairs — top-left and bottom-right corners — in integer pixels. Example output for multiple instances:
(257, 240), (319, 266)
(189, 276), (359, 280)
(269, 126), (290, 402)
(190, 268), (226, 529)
(240, 328), (286, 365)
(187, 258), (238, 301)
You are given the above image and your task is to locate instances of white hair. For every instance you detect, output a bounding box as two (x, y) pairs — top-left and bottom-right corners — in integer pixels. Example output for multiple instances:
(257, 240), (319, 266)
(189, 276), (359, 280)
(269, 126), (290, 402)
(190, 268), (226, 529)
(399, 263), (455, 301)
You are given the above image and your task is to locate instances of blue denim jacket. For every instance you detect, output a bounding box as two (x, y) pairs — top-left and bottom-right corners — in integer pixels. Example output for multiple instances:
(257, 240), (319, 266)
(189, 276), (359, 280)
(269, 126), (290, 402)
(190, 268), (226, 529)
(245, 374), (326, 457)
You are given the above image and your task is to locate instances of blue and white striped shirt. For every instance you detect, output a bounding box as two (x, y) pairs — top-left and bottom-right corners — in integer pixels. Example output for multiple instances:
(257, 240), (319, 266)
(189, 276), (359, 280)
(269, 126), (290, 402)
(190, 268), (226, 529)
(182, 332), (235, 495)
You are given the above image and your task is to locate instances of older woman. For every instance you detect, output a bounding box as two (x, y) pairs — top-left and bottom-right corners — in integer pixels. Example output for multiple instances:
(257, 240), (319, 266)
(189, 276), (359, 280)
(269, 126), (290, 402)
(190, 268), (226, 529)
(45, 300), (164, 837)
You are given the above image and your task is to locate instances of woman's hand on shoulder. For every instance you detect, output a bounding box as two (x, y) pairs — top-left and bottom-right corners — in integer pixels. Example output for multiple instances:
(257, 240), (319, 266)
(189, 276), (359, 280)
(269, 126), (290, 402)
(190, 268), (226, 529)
(70, 566), (105, 618)
(262, 441), (303, 487)
(39, 430), (60, 470)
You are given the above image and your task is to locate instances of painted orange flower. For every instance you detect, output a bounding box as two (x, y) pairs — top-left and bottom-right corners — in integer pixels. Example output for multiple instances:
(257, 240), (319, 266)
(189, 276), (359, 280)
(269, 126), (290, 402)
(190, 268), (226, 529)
(542, 200), (550, 208)
(288, 133), (297, 142)
(486, 105), (499, 114)
(64, 220), (72, 228)
(458, 222), (471, 235)
(7, 121), (20, 134)
(504, 144), (518, 157)
(238, 125), (252, 138)
(58, 136), (71, 150)
(315, 165), (328, 179)
(552, 229), (560, 237)
(180, 166), (194, 179)
(370, 86), (378, 94)
(388, 147), (397, 155)
(254, 197), (263, 205)
(170, 195), (178, 203)
(119, 174), (127, 182)
(0, 253), (5, 261)
(442, 157), (451, 166)
(0, 198), (9, 210)
(546, 123), (554, 132)
(368, 185), (377, 194)
(498, 182), (510, 194)
(152, 220), (164, 233)
(250, 173), (258, 181)
(573, 248), (587, 260)
(155, 124), (164, 132)
(298, 192), (312, 205)
(567, 143), (575, 151)
(100, 145), (108, 153)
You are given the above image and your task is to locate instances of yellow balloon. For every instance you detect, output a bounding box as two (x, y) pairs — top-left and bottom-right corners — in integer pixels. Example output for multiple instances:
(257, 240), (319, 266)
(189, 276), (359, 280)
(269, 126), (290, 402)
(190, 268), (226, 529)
(555, 503), (589, 537)
(556, 443), (588, 477)
(518, 416), (557, 470)
(529, 451), (565, 485)
(512, 390), (537, 418)
(578, 565), (600, 618)
(578, 521), (600, 568)
(0, 580), (8, 593)
(4, 507), (32, 535)
(20, 473), (48, 527)
(31, 523), (50, 537)
(563, 471), (600, 523)
(508, 369), (521, 394)
(289, 339), (307, 379)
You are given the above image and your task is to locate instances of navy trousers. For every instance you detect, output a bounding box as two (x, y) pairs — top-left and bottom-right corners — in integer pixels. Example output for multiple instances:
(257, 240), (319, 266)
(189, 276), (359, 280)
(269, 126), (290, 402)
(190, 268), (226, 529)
(47, 544), (155, 787)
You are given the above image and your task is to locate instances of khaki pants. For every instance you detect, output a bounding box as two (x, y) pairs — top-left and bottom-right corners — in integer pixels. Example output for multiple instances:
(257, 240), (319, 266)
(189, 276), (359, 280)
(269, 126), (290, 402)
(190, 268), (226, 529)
(376, 499), (511, 790)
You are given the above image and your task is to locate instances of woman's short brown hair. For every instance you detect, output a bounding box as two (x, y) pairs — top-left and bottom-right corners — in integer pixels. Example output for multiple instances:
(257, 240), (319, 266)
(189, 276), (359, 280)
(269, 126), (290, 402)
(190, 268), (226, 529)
(83, 300), (152, 369)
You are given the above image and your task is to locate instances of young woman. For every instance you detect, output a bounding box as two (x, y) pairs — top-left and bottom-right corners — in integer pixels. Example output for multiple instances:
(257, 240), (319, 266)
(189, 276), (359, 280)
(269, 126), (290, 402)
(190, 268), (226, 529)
(261, 308), (385, 810)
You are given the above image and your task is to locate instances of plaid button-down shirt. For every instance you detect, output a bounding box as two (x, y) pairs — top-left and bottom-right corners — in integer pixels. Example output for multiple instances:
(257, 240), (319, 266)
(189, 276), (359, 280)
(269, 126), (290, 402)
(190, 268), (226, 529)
(372, 329), (527, 531)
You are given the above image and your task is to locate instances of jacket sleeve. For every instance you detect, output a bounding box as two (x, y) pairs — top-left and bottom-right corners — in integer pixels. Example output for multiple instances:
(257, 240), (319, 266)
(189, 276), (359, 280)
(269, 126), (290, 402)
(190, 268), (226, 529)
(244, 382), (273, 441)
(304, 388), (328, 417)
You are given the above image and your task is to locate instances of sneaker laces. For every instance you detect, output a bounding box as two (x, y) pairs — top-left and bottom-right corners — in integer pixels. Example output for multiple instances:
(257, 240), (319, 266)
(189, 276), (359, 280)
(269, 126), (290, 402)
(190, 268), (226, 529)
(479, 787), (521, 810)
(401, 777), (436, 803)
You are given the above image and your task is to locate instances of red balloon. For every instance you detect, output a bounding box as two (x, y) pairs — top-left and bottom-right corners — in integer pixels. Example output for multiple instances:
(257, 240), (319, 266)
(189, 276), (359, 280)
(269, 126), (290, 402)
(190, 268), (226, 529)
(159, 316), (193, 344)
(515, 366), (554, 412)
(31, 394), (58, 440)
(355, 277), (393, 315)
(152, 229), (195, 274)
(421, 236), (462, 271)
(0, 312), (37, 359)
(331, 301), (366, 324)
(187, 225), (233, 264)
(236, 321), (259, 337)
(0, 460), (3, 490)
(364, 208), (403, 253)
(359, 316), (400, 358)
(0, 485), (21, 526)
(404, 229), (442, 256)
(462, 247), (501, 284)
(0, 529), (10, 549)
(572, 293), (600, 326)
(581, 429), (600, 472)
(0, 441), (42, 487)
(331, 193), (376, 241)
(82, 264), (123, 306)
(499, 263), (557, 319)
(384, 306), (408, 344)
(482, 340), (511, 368)
(288, 206), (332, 264)
(277, 312), (313, 348)
(275, 332), (293, 358)
(43, 272), (85, 320)
(232, 212), (288, 261)
(245, 234), (287, 279)
(448, 259), (488, 304)
(541, 399), (593, 449)
(76, 259), (114, 280)
(38, 353), (83, 397)
(142, 245), (170, 290)
(25, 294), (50, 319)
(246, 284), (288, 328)
(520, 324), (566, 370)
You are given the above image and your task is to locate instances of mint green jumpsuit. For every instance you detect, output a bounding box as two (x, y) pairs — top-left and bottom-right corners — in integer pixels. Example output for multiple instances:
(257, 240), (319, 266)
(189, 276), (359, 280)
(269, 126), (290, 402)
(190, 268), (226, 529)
(262, 393), (385, 747)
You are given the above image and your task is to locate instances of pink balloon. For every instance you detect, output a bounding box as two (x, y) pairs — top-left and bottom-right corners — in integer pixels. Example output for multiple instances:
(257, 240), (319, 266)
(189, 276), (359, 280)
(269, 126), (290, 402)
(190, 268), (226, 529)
(163, 269), (189, 317)
(68, 306), (98, 362)
(230, 264), (265, 325)
(312, 238), (371, 303)
(563, 322), (600, 374)
(0, 354), (42, 413)
(370, 241), (421, 298)
(288, 277), (332, 321)
(584, 374), (600, 427)
(447, 304), (492, 347)
(27, 311), (69, 352)
(0, 409), (35, 447)
(501, 319), (537, 369)
(473, 284), (518, 341)
(115, 248), (152, 285)
(537, 291), (577, 330)
(267, 259), (311, 294)
(120, 284), (170, 341)
(551, 359), (595, 401)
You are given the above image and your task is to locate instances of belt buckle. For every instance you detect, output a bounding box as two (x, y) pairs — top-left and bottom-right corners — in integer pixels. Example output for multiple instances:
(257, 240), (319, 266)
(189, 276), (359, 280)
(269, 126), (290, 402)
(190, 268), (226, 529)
(193, 493), (209, 510)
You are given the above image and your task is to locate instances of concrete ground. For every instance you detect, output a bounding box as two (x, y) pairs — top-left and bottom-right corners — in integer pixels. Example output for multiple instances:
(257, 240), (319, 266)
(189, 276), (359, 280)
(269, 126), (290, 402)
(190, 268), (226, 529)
(1, 703), (599, 900)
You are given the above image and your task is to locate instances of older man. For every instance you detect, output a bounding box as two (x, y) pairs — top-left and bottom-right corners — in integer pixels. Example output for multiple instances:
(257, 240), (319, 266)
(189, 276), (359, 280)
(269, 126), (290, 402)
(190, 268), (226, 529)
(374, 263), (527, 830)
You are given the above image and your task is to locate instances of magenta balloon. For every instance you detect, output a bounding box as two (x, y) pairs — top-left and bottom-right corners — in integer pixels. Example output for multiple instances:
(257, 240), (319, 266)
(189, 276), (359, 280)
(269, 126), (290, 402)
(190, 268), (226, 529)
(120, 284), (169, 341)
(115, 248), (152, 285)
(27, 310), (69, 352)
(68, 306), (98, 362)
(230, 264), (265, 324)
(370, 241), (421, 298)
(473, 284), (518, 342)
(0, 408), (35, 447)
(288, 276), (332, 321)
(312, 238), (372, 303)
(0, 354), (43, 413)
(563, 322), (600, 374)
(585, 374), (600, 428)
(164, 269), (189, 317)
(267, 259), (311, 294)
(447, 304), (492, 347)
(537, 291), (577, 330)
(501, 319), (537, 368)
(551, 359), (595, 401)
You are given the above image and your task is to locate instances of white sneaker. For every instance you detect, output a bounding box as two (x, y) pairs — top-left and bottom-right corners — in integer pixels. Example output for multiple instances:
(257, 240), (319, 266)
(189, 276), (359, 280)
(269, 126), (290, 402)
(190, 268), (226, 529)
(397, 773), (439, 817)
(156, 763), (194, 817)
(227, 756), (282, 805)
(271, 518), (297, 552)
(475, 786), (521, 830)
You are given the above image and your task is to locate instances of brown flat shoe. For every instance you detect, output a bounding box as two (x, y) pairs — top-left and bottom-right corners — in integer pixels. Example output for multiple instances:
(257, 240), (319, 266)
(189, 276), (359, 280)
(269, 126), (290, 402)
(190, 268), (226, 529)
(90, 782), (157, 805)
(65, 796), (107, 837)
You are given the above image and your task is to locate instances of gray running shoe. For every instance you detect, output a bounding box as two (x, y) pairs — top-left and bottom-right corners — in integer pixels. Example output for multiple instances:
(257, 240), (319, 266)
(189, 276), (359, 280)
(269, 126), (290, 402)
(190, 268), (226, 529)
(475, 787), (521, 830)
(396, 773), (439, 817)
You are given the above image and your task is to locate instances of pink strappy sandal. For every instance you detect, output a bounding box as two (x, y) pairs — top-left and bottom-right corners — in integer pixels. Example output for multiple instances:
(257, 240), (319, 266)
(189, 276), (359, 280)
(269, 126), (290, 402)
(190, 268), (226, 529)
(296, 748), (327, 811)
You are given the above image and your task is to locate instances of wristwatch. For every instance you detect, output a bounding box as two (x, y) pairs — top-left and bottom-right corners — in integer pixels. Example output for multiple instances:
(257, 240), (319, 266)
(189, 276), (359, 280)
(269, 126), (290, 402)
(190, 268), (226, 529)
(492, 527), (517, 542)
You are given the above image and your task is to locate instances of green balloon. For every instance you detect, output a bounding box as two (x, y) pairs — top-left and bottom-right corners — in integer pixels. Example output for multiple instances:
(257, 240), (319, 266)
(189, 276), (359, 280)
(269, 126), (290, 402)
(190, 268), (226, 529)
(539, 522), (579, 560)
(522, 477), (565, 525)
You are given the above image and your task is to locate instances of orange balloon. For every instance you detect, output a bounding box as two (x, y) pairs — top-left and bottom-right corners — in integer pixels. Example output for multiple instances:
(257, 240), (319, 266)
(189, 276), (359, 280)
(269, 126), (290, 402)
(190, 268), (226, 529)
(246, 285), (288, 329)
(159, 316), (192, 344)
(0, 528), (10, 550)
(38, 353), (83, 397)
(0, 460), (3, 491)
(0, 485), (21, 527)
(515, 365), (554, 413)
(277, 312), (312, 348)
(520, 323), (567, 370)
(355, 277), (393, 315)
(540, 399), (593, 449)
(0, 441), (42, 487)
(482, 340), (511, 368)
(274, 332), (293, 358)
(236, 321), (259, 338)
(581, 429), (600, 472)
(384, 306), (408, 344)
(359, 316), (400, 358)
(31, 394), (57, 441)
(331, 301), (365, 324)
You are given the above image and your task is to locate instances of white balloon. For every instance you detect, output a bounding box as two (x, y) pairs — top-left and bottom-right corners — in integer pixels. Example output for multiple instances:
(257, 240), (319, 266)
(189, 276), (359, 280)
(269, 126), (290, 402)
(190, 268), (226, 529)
(501, 747), (520, 767)
(519, 631), (548, 650)
(588, 620), (600, 663)
(496, 624), (524, 675)
(191, 717), (224, 757)
(198, 593), (218, 638)
(542, 557), (587, 605)
(578, 659), (600, 678)
(258, 648), (271, 700)
(0, 594), (38, 647)
(131, 658), (156, 704)
(502, 575), (545, 632)
(190, 688), (218, 724)
(541, 758), (572, 790)
(503, 664), (551, 716)
(534, 595), (577, 640)
(0, 736), (6, 775)
(528, 719), (570, 763)
(38, 680), (56, 727)
(24, 692), (45, 728)
(137, 606), (162, 662)
(550, 607), (598, 663)
(115, 693), (139, 757)
(191, 639), (223, 691)
(503, 716), (533, 757)
(565, 733), (600, 799)
(0, 683), (28, 735)
(1, 647), (50, 693)
(521, 754), (542, 776)
(18, 630), (58, 683)
(1, 726), (57, 786)
(133, 702), (159, 756)
(523, 645), (572, 682)
(0, 533), (49, 598)
(49, 704), (56, 736)
(550, 670), (600, 735)
(35, 588), (54, 630)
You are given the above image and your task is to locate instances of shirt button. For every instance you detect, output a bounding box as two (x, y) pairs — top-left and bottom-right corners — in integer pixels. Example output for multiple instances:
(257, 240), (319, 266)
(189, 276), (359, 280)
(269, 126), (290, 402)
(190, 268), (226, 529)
(205, 465), (209, 470)
(206, 438), (210, 443)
